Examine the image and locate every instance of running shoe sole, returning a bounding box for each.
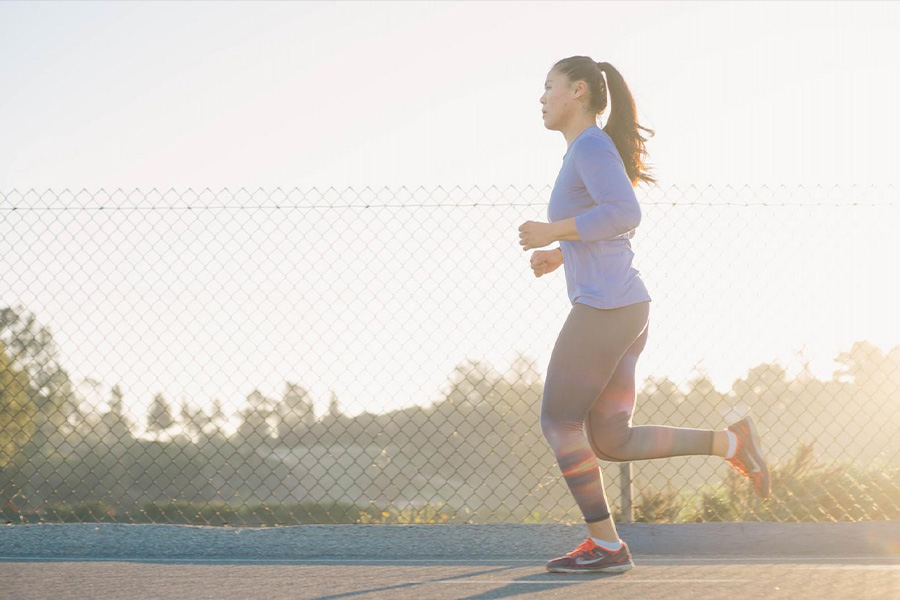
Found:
[546,561,634,574]
[546,539,635,573]
[727,415,771,499]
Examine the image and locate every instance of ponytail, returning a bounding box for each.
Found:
[553,57,656,187]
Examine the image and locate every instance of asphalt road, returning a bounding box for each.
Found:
[3,522,899,599]
[3,555,900,600]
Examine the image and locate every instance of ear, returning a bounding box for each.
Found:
[574,80,587,98]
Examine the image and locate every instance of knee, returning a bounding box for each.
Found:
[539,410,562,447]
[539,389,567,440]
[540,409,581,451]
[591,411,634,461]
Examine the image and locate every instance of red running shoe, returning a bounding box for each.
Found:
[545,537,634,573]
[726,415,771,499]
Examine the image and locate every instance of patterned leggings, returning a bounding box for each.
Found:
[540,301,716,524]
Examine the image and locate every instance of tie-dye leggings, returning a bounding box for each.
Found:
[539,300,716,524]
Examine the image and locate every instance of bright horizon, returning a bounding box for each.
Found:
[2,1,899,428]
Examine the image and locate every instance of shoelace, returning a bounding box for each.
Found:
[566,538,597,558]
[727,455,750,477]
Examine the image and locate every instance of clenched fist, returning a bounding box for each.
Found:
[530,248,563,278]
[518,220,557,251]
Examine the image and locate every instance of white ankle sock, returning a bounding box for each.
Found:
[591,537,622,551]
[724,430,738,459]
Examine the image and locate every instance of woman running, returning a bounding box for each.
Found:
[518,56,770,574]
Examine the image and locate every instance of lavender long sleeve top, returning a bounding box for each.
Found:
[546,125,652,309]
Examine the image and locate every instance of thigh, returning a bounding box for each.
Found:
[625,318,649,358]
[543,302,649,423]
[587,318,648,421]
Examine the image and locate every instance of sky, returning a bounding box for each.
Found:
[1,1,898,430]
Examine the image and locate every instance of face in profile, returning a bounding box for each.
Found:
[540,70,580,131]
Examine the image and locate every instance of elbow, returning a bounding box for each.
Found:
[630,202,642,231]
[617,200,641,235]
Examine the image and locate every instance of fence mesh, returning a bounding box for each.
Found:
[1,185,898,526]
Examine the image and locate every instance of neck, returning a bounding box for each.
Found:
[562,115,600,149]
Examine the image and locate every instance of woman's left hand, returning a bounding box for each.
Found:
[518,220,556,251]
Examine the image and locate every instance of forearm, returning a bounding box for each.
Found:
[550,218,582,242]
[552,202,641,243]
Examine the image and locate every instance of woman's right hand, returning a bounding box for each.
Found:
[530,248,563,278]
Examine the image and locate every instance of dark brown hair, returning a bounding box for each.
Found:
[552,56,656,187]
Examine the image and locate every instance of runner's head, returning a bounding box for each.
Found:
[541,57,657,187]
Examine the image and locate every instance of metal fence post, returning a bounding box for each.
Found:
[620,462,633,523]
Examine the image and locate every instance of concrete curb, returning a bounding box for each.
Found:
[2,522,900,560]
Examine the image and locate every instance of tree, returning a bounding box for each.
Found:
[327,390,342,420]
[147,393,174,434]
[275,382,315,445]
[444,358,504,410]
[834,340,900,391]
[100,383,134,445]
[731,361,789,410]
[208,398,227,433]
[0,306,79,453]
[508,351,541,387]
[684,370,725,428]
[0,339,34,469]
[179,397,205,439]
[237,388,276,447]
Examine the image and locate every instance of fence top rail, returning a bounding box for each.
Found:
[1,183,897,210]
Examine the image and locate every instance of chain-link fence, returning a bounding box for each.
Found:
[1,185,898,526]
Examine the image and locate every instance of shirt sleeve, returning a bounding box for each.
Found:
[571,136,642,242]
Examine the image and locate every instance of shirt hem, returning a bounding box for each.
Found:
[573,296,652,310]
